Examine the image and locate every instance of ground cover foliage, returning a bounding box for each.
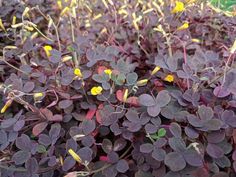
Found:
[0,0,236,177]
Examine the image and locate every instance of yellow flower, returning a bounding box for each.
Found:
[137,79,149,86]
[171,1,185,14]
[57,0,62,9]
[59,156,64,166]
[12,16,17,25]
[0,18,6,32]
[177,22,189,31]
[151,66,161,75]
[102,0,109,9]
[93,14,102,20]
[60,7,70,16]
[1,100,12,114]
[31,32,38,40]
[191,38,201,43]
[22,7,30,17]
[91,86,103,95]
[104,69,112,78]
[230,39,236,54]
[68,149,82,163]
[123,89,128,102]
[164,74,174,82]
[43,45,52,57]
[33,92,44,99]
[62,55,72,62]
[24,25,34,31]
[74,68,83,78]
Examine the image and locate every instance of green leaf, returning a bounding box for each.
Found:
[158,128,166,137]
[115,73,126,86]
[150,134,159,140]
[37,145,47,153]
[126,72,138,85]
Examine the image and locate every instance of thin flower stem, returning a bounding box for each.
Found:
[69,16,79,67]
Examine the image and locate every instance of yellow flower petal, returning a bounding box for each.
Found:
[12,16,17,25]
[59,156,64,166]
[164,74,174,82]
[0,18,6,32]
[68,149,82,163]
[191,38,201,43]
[104,69,112,78]
[33,92,44,99]
[74,68,83,78]
[118,9,128,16]
[143,8,154,14]
[60,7,70,16]
[123,89,128,102]
[230,39,236,54]
[70,0,77,7]
[151,66,161,75]
[171,1,185,14]
[24,25,34,31]
[91,86,103,95]
[43,45,52,57]
[22,7,30,17]
[93,14,102,20]
[177,22,189,31]
[57,0,62,9]
[1,100,12,114]
[62,55,72,62]
[137,79,149,86]
[102,0,109,9]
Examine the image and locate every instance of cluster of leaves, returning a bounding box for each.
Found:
[210,0,236,12]
[0,0,236,177]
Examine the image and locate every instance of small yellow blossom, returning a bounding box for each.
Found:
[68,149,82,163]
[104,69,112,78]
[177,22,189,31]
[100,27,107,34]
[24,25,34,31]
[118,9,129,16]
[230,39,236,54]
[132,13,142,31]
[0,18,6,32]
[74,68,83,78]
[62,55,72,62]
[70,0,77,7]
[33,92,44,99]
[102,0,109,9]
[57,0,62,9]
[60,7,69,16]
[22,7,30,17]
[151,66,161,75]
[12,16,17,25]
[85,19,91,28]
[91,86,103,95]
[123,89,128,102]
[137,79,149,86]
[171,1,185,14]
[143,8,154,14]
[164,74,174,82]
[191,38,201,43]
[43,45,52,57]
[93,14,102,20]
[1,100,12,114]
[59,156,64,166]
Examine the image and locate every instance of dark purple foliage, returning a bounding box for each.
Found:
[0,0,236,177]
